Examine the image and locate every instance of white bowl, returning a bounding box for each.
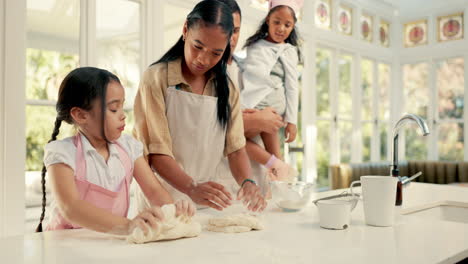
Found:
[313,194,360,230]
[316,199,352,230]
[270,181,315,212]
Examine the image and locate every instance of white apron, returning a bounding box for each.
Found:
[136,85,227,211]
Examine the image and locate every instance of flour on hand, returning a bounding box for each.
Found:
[127,204,201,244]
[206,214,264,233]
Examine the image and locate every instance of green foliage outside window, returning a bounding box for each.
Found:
[26,48,137,171]
[26,49,78,171]
[316,49,331,187]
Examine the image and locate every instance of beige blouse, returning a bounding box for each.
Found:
[133,57,246,159]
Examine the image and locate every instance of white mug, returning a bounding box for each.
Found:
[350,176,398,227]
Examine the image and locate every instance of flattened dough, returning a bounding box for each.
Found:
[127,204,201,244]
[206,214,264,233]
[206,225,252,233]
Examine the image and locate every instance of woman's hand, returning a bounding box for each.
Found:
[188,181,233,210]
[285,123,297,143]
[237,181,267,212]
[174,199,196,217]
[128,206,164,235]
[244,107,284,137]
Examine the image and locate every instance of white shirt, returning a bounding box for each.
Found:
[227,55,244,92]
[44,133,143,192]
[240,39,299,124]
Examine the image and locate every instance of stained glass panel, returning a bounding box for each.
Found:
[438,13,464,42]
[380,20,390,47]
[361,13,373,42]
[404,19,427,47]
[338,4,352,35]
[315,0,331,30]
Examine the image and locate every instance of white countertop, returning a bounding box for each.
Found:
[1,182,468,264]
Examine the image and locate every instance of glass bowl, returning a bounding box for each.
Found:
[270,181,315,212]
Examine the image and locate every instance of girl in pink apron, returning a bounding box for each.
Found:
[36,67,194,235]
[133,0,267,213]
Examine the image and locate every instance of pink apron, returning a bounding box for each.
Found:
[46,134,133,230]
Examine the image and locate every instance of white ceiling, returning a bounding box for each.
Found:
[27,0,140,45]
[369,0,468,18]
[26,0,468,54]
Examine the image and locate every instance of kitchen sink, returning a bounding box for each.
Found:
[401,201,468,224]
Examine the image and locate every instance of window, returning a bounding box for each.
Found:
[338,54,353,163]
[378,63,391,160]
[97,0,140,110]
[285,71,304,180]
[437,57,464,160]
[403,63,429,160]
[26,0,80,172]
[96,0,141,134]
[361,59,373,161]
[163,4,191,51]
[25,0,141,232]
[316,48,332,187]
[313,46,393,188]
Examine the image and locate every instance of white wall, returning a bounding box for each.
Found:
[395,0,468,19]
[0,0,26,238]
[0,0,4,239]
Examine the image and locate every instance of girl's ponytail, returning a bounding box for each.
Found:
[35,118,62,232]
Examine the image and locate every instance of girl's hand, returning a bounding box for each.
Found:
[174,200,196,217]
[237,181,267,212]
[128,207,164,235]
[188,181,233,211]
[285,123,297,143]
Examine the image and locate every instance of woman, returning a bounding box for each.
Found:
[133,0,266,212]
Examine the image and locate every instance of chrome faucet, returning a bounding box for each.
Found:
[390,114,430,177]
